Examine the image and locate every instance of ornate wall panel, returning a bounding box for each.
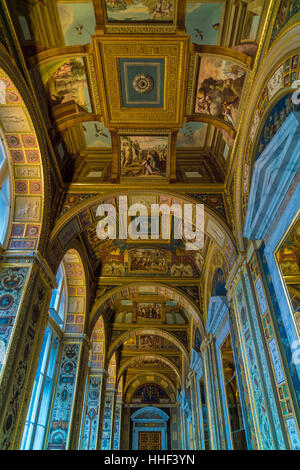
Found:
[249,250,300,449]
[0,265,30,372]
[46,342,81,450]
[232,276,279,449]
[80,374,102,450]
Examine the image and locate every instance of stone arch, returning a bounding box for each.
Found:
[0,46,50,254]
[203,240,229,321]
[89,315,106,371]
[107,327,189,365]
[88,281,205,337]
[131,406,169,421]
[47,190,237,271]
[117,354,182,387]
[211,267,227,297]
[124,372,177,404]
[53,244,88,334]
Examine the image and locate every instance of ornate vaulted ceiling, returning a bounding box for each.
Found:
[4,0,271,402]
[7,0,265,193]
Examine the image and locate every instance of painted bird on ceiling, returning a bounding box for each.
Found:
[194,29,204,40]
[75,25,84,35]
[94,124,108,138]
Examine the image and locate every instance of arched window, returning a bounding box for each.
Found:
[20,261,66,450]
[0,132,11,245]
[49,263,66,328]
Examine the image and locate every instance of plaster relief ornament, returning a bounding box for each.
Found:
[133,74,154,94]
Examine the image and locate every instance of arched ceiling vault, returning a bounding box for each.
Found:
[107,327,189,365]
[124,372,177,404]
[89,281,205,336]
[117,354,182,387]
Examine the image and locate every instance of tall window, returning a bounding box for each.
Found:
[49,264,66,328]
[0,134,10,245]
[20,327,59,450]
[20,262,66,450]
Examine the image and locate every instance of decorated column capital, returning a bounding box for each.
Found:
[200,333,214,353]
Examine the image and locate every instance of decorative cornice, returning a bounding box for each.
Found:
[206,296,228,336]
[189,348,203,377]
[0,249,57,288]
[200,333,214,352]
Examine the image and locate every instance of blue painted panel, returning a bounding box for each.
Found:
[119,58,165,108]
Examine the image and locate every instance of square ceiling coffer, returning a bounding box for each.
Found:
[119,58,165,108]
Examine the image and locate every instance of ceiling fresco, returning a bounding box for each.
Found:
[57,2,96,46]
[4,0,282,399]
[185,1,223,45]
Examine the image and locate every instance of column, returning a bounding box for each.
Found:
[191,373,201,449]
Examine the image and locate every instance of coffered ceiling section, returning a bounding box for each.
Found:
[7,0,267,186]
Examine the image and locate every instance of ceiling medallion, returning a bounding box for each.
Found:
[132,74,154,94]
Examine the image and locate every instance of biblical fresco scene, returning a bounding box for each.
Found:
[195,57,247,127]
[120,135,168,178]
[40,57,92,112]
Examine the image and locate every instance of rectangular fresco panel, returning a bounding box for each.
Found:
[0,106,31,133]
[104,0,175,22]
[255,277,268,316]
[128,248,170,274]
[268,337,285,385]
[136,302,163,321]
[41,57,92,112]
[195,57,247,127]
[15,196,41,222]
[120,135,168,178]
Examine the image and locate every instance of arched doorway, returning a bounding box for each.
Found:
[131,407,169,450]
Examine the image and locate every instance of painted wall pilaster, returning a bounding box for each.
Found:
[96,370,108,449]
[188,348,203,450]
[200,334,227,449]
[46,334,90,450]
[80,370,105,450]
[177,389,192,449]
[195,379,205,449]
[228,303,258,449]
[170,406,179,450]
[120,405,130,450]
[190,372,201,450]
[0,253,54,449]
[113,400,122,450]
[231,266,287,449]
[101,388,116,450]
[67,335,90,449]
[249,247,300,449]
